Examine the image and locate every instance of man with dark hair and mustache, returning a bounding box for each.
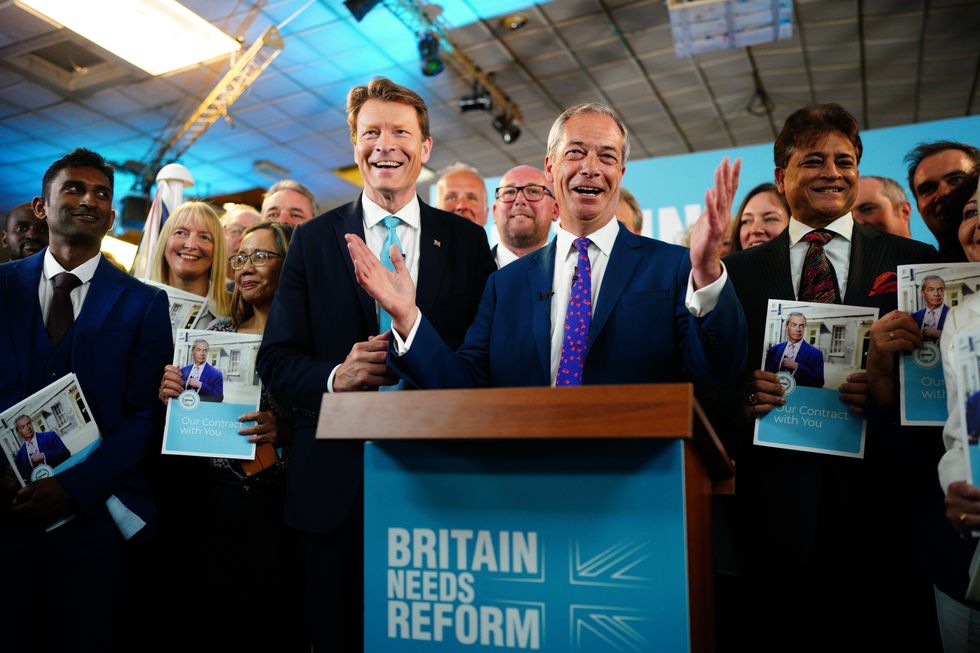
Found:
[0,148,172,651]
[725,104,939,650]
[2,202,48,261]
[491,164,558,267]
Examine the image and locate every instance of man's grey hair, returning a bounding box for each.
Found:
[921,275,945,289]
[263,179,315,207]
[14,414,31,425]
[437,162,482,182]
[546,103,630,164]
[192,339,210,350]
[865,175,909,211]
[786,312,807,324]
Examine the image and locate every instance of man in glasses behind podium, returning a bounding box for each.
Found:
[491,165,559,268]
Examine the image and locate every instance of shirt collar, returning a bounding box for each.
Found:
[555,216,620,260]
[362,193,420,231]
[42,249,102,284]
[787,212,854,247]
[495,243,521,267]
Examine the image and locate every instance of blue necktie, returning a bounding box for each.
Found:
[378,215,403,335]
[556,237,592,386]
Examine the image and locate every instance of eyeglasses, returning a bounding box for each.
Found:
[229,249,282,270]
[224,225,245,237]
[494,184,554,203]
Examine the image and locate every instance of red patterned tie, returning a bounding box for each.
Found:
[556,238,592,386]
[798,230,839,304]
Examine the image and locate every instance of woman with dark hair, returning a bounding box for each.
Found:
[156,221,303,651]
[728,182,791,252]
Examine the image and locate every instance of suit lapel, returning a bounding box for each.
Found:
[528,241,556,382]
[416,200,448,318]
[587,228,643,349]
[764,230,796,299]
[8,254,44,385]
[333,196,377,331]
[72,258,125,362]
[843,224,882,305]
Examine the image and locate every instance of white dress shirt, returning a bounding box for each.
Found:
[327,194,422,392]
[38,249,102,324]
[187,363,204,385]
[494,243,522,269]
[787,213,854,299]
[781,341,800,366]
[396,217,729,386]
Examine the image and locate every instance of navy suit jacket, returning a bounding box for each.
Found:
[912,304,949,333]
[257,196,495,533]
[763,339,824,388]
[14,430,70,482]
[720,223,942,641]
[0,252,172,528]
[391,224,747,388]
[179,362,223,402]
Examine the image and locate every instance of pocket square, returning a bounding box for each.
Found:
[868,271,897,296]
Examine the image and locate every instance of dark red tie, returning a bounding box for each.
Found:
[798,230,839,304]
[48,272,82,347]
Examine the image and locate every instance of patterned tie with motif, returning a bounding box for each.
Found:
[556,238,592,386]
[48,272,82,347]
[378,215,403,335]
[798,229,839,304]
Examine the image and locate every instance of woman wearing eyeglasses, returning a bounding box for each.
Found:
[155,221,303,651]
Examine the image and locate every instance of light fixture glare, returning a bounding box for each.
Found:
[17,0,241,75]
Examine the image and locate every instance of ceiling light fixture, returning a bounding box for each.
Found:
[418,32,443,76]
[343,0,382,21]
[459,80,492,113]
[492,112,521,145]
[16,0,241,76]
[499,13,528,31]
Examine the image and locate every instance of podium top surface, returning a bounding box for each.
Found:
[318,383,700,441]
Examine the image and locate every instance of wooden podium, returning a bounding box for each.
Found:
[318,383,733,653]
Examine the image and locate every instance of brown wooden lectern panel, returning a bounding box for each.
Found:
[318,383,733,653]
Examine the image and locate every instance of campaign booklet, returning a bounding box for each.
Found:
[162,329,262,460]
[0,373,101,487]
[898,263,980,425]
[753,300,877,458]
[951,326,980,488]
[145,280,209,337]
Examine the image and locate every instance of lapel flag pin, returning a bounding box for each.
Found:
[433,239,441,248]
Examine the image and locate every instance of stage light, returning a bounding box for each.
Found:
[459,81,491,113]
[343,0,381,22]
[418,32,443,77]
[492,112,521,145]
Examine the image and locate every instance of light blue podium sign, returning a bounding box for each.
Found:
[317,384,730,653]
[364,440,689,652]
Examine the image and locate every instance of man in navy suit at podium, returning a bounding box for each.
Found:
[346,102,747,389]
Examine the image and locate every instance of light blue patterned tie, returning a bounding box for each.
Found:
[378,215,403,335]
[556,237,592,386]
